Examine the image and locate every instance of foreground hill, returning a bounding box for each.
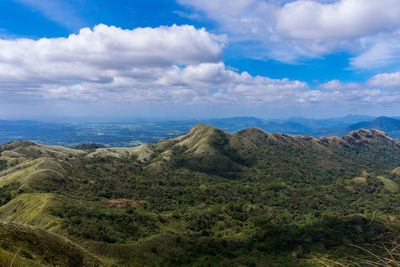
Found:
[0,221,105,266]
[1,125,400,265]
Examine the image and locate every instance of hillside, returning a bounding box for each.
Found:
[0,221,105,266]
[1,125,400,265]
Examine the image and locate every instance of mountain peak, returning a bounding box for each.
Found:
[234,127,278,147]
[375,116,394,121]
[0,140,38,151]
[343,129,400,147]
[188,123,223,136]
[348,128,387,139]
[235,126,270,138]
[371,116,400,125]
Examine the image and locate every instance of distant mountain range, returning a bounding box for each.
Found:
[1,115,400,147]
[347,116,400,139]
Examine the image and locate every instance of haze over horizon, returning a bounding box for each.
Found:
[1,0,400,119]
[0,114,380,124]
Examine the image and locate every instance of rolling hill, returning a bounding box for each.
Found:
[1,124,400,265]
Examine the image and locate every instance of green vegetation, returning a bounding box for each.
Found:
[392,166,400,176]
[0,159,6,171]
[1,125,400,265]
[0,193,61,230]
[377,176,399,193]
[0,222,105,266]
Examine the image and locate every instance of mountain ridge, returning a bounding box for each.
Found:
[0,115,390,147]
[1,125,397,161]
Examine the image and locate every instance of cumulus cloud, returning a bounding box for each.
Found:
[0,24,225,89]
[2,23,400,110]
[156,62,250,87]
[277,0,400,39]
[317,80,361,91]
[178,0,400,65]
[37,62,310,105]
[367,72,400,88]
[312,77,400,105]
[0,24,309,104]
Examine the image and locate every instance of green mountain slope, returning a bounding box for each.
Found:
[1,125,400,265]
[0,193,65,232]
[0,221,105,266]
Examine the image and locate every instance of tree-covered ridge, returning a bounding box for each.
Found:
[1,124,400,266]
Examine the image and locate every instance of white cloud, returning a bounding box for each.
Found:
[156,62,249,86]
[317,80,361,90]
[37,61,310,105]
[178,0,400,64]
[2,24,400,110]
[311,77,400,105]
[0,24,309,104]
[277,0,400,39]
[179,0,276,42]
[350,31,400,69]
[367,72,400,88]
[0,24,225,89]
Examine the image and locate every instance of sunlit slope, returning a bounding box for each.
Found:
[7,124,396,175]
[0,141,84,189]
[0,193,61,231]
[129,125,400,176]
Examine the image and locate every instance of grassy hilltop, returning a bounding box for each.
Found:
[1,124,400,266]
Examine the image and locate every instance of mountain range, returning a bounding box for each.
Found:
[3,115,400,147]
[1,124,400,265]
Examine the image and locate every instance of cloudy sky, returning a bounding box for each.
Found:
[1,0,400,120]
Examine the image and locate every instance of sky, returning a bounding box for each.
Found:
[1,0,400,120]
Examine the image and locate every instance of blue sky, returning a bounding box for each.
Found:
[1,0,400,120]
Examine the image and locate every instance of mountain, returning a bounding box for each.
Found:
[0,115,377,147]
[140,125,400,174]
[347,116,400,139]
[1,125,400,265]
